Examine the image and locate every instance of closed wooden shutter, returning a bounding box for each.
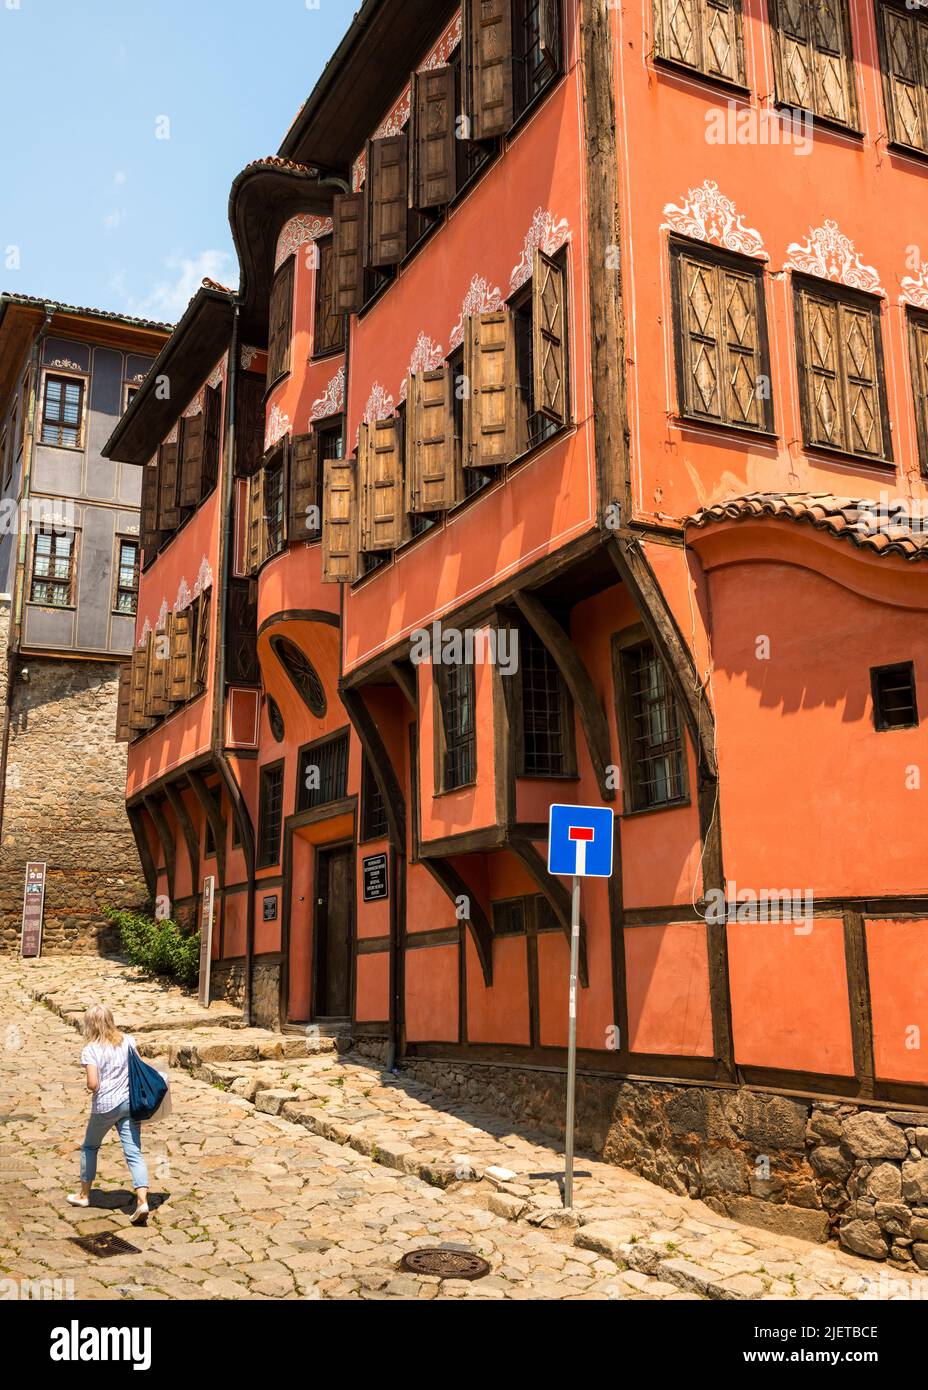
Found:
[882,5,928,153]
[361,417,403,550]
[532,248,567,426]
[322,452,357,582]
[799,289,843,450]
[194,590,211,693]
[411,66,457,209]
[838,303,882,457]
[367,136,409,267]
[407,367,461,512]
[226,578,260,685]
[202,384,222,493]
[464,310,520,468]
[140,461,160,560]
[247,468,266,575]
[169,607,192,701]
[115,661,133,742]
[289,433,317,541]
[180,411,205,507]
[770,0,856,126]
[143,630,169,719]
[333,193,365,314]
[677,250,766,429]
[654,0,745,84]
[129,645,154,731]
[157,439,181,530]
[235,372,265,477]
[469,0,514,138]
[267,258,294,385]
[797,288,884,458]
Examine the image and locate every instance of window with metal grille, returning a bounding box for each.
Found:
[514,0,561,115]
[30,529,75,607]
[313,422,344,540]
[438,660,476,790]
[114,538,139,615]
[314,237,345,355]
[652,0,747,88]
[517,625,574,776]
[620,641,687,810]
[396,401,435,539]
[272,636,327,717]
[452,43,494,186]
[264,453,286,557]
[257,763,284,867]
[297,730,350,812]
[41,375,84,448]
[514,286,560,452]
[492,898,526,936]
[360,756,389,840]
[871,662,919,731]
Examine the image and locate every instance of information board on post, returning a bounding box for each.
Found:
[198,875,216,1009]
[20,861,47,958]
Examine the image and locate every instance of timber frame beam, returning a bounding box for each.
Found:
[126,804,157,901]
[187,769,226,889]
[164,780,200,899]
[508,836,589,987]
[420,856,493,987]
[143,794,176,908]
[340,684,406,858]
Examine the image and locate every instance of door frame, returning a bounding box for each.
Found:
[311,838,356,1020]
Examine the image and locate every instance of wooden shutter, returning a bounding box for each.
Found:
[143,630,169,719]
[464,310,520,468]
[839,302,882,458]
[677,251,765,428]
[771,0,855,125]
[129,645,154,731]
[289,433,317,541]
[169,607,192,701]
[194,590,211,693]
[180,411,205,507]
[367,136,408,267]
[539,0,562,75]
[360,417,403,550]
[333,193,365,314]
[226,578,260,685]
[882,6,927,153]
[246,468,266,575]
[407,368,461,512]
[140,462,160,560]
[267,258,294,385]
[411,66,457,209]
[322,452,357,582]
[910,315,928,474]
[115,661,133,742]
[157,439,181,530]
[798,288,845,450]
[235,372,265,477]
[654,0,744,84]
[201,384,222,493]
[469,0,514,138]
[532,248,567,426]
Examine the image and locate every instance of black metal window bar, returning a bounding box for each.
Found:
[440,660,476,789]
[623,641,686,808]
[361,756,389,840]
[265,456,285,556]
[515,299,559,452]
[298,730,350,812]
[520,625,568,775]
[258,765,284,867]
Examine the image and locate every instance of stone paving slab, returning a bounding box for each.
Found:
[9,953,928,1302]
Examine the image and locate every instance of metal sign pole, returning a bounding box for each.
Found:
[564,872,581,1209]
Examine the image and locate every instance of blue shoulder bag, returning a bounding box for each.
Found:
[128,1045,168,1121]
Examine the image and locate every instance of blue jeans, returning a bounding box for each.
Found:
[80,1102,148,1191]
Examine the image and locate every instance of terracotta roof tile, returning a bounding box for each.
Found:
[238,156,319,177]
[0,291,172,333]
[688,492,928,562]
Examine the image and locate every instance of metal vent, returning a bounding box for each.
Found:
[399,1248,491,1280]
[70,1232,140,1259]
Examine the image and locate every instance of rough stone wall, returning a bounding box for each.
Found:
[0,630,146,953]
[211,958,281,1029]
[399,1058,928,1267]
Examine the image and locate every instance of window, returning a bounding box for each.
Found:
[313,422,344,540]
[768,0,858,127]
[793,278,891,462]
[267,257,294,386]
[467,0,561,137]
[652,0,746,86]
[124,384,140,413]
[257,763,285,867]
[450,347,492,500]
[878,1,928,156]
[264,451,286,557]
[492,898,526,936]
[514,287,560,452]
[515,625,574,776]
[267,695,285,743]
[41,375,84,448]
[271,636,327,717]
[871,662,919,731]
[671,240,773,433]
[5,399,17,486]
[204,785,224,859]
[436,660,476,791]
[908,310,928,475]
[114,538,140,615]
[314,237,345,355]
[360,756,389,840]
[30,529,76,607]
[297,730,350,813]
[514,0,562,113]
[451,45,493,189]
[617,639,688,810]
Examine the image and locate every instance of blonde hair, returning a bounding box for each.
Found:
[81,1004,124,1048]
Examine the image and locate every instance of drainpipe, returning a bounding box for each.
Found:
[0,308,53,836]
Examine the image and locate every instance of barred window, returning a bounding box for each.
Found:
[114,538,139,615]
[264,453,286,557]
[314,237,345,355]
[297,730,350,813]
[794,278,891,461]
[652,0,746,86]
[31,529,75,607]
[671,240,773,433]
[768,0,858,127]
[871,662,919,731]
[257,763,284,868]
[618,640,688,810]
[878,1,928,156]
[437,660,476,791]
[360,756,388,841]
[272,636,327,717]
[516,625,574,776]
[514,0,561,114]
[492,898,526,936]
[41,375,84,448]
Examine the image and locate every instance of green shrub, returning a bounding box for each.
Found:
[104,908,200,987]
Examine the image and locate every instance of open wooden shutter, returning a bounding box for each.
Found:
[140,462,159,560]
[246,468,266,575]
[289,433,317,541]
[201,383,222,493]
[333,193,365,314]
[367,136,408,267]
[407,368,460,512]
[532,248,567,426]
[169,607,192,701]
[143,630,169,719]
[464,310,520,468]
[322,452,357,582]
[115,661,133,742]
[539,0,561,76]
[194,590,211,693]
[266,258,294,386]
[129,645,154,731]
[157,439,181,530]
[235,372,265,477]
[362,417,403,550]
[411,67,457,209]
[180,411,205,507]
[469,0,514,139]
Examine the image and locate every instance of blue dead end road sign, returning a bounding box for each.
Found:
[547,804,614,878]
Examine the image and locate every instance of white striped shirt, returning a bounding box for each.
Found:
[80,1035,136,1114]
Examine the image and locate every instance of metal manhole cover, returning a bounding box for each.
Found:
[69,1232,140,1259]
[400,1248,491,1280]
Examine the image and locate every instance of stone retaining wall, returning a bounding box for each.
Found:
[210,957,281,1030]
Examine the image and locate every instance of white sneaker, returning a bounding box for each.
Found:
[130,1203,149,1225]
[66,1193,89,1207]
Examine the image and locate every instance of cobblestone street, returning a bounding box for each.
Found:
[1,956,926,1303]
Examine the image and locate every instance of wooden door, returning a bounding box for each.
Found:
[314,844,353,1017]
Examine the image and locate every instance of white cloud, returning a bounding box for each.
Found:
[124,250,239,321]
[103,209,126,232]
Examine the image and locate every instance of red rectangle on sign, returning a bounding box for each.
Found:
[568,827,594,841]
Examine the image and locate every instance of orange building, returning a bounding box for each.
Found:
[104,0,928,1259]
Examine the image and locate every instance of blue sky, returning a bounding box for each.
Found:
[0,0,356,323]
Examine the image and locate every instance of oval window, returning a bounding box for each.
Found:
[271,637,327,718]
[267,694,285,743]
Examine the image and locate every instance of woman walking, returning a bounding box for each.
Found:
[68,1004,150,1224]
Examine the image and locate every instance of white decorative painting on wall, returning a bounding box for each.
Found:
[265,402,290,450]
[310,366,345,422]
[156,600,168,632]
[174,577,193,613]
[785,219,883,294]
[207,360,224,390]
[399,333,446,400]
[510,208,570,292]
[662,179,766,258]
[182,390,203,419]
[274,214,335,271]
[449,275,503,351]
[137,618,151,647]
[193,556,213,596]
[240,345,260,371]
[900,262,928,310]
